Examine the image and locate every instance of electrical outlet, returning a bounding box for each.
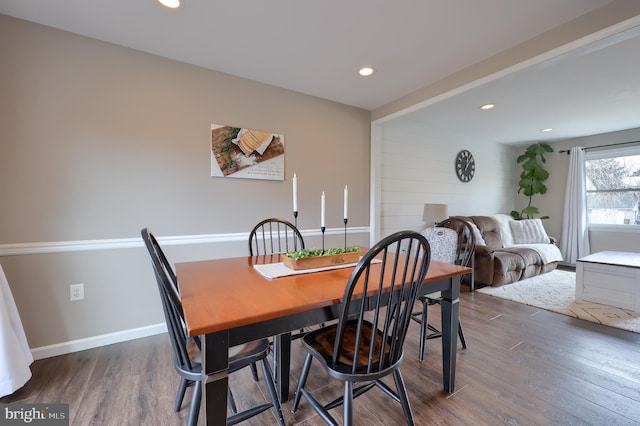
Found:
[70,283,84,301]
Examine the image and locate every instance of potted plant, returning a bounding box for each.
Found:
[510,142,554,220]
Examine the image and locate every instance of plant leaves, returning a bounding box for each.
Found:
[285,245,360,259]
[512,142,554,219]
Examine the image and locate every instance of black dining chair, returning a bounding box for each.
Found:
[248,219,307,339]
[411,217,475,361]
[141,228,286,426]
[291,230,431,425]
[248,217,308,386]
[248,217,304,256]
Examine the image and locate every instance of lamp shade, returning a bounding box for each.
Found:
[423,203,448,225]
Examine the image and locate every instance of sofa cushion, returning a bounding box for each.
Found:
[497,246,544,266]
[492,246,544,286]
[509,218,550,244]
[491,250,526,286]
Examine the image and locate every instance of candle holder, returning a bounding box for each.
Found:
[343,218,348,248]
[321,226,326,251]
[292,211,299,250]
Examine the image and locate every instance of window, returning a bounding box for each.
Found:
[585,146,640,225]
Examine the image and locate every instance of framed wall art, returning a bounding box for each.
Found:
[211,124,285,181]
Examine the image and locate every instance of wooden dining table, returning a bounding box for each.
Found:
[176,253,470,425]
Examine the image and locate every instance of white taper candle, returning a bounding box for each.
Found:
[293,173,298,212]
[321,191,326,228]
[343,185,348,220]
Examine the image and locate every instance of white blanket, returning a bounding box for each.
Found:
[509,243,564,264]
[0,264,33,398]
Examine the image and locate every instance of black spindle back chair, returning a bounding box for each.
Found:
[412,217,475,361]
[248,218,304,255]
[141,228,286,426]
[291,230,431,425]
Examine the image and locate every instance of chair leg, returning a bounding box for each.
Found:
[250,362,259,382]
[174,377,188,412]
[469,259,475,292]
[418,298,428,362]
[458,322,467,349]
[272,339,278,386]
[187,379,201,426]
[228,389,238,414]
[392,369,415,426]
[343,380,353,426]
[260,357,286,426]
[291,353,313,413]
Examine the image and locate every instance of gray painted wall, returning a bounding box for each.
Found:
[0,15,371,354]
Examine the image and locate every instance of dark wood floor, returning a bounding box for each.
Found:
[4,286,640,425]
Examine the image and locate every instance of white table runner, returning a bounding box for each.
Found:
[0,264,33,397]
[253,258,383,280]
[253,261,360,279]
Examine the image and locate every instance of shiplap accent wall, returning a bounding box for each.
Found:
[374,121,517,240]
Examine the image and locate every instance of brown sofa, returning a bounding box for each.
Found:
[457,214,562,287]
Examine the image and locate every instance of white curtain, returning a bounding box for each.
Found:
[560,147,591,263]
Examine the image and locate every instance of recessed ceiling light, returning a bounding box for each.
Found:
[158,0,181,8]
[358,67,375,77]
[480,103,495,110]
[541,128,553,132]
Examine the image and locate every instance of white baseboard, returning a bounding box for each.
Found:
[30,323,167,360]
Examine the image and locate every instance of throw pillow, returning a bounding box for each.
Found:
[509,218,550,244]
[421,227,457,263]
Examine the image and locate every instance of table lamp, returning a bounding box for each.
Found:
[423,203,448,227]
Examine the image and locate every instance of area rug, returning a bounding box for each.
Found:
[476,269,640,334]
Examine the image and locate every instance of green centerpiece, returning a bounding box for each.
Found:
[282,245,361,270]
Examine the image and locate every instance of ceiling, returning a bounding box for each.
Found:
[388,23,640,146]
[1,0,639,145]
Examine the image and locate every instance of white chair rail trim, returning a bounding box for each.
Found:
[0,226,371,257]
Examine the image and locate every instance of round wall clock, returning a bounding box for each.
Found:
[455,150,475,182]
